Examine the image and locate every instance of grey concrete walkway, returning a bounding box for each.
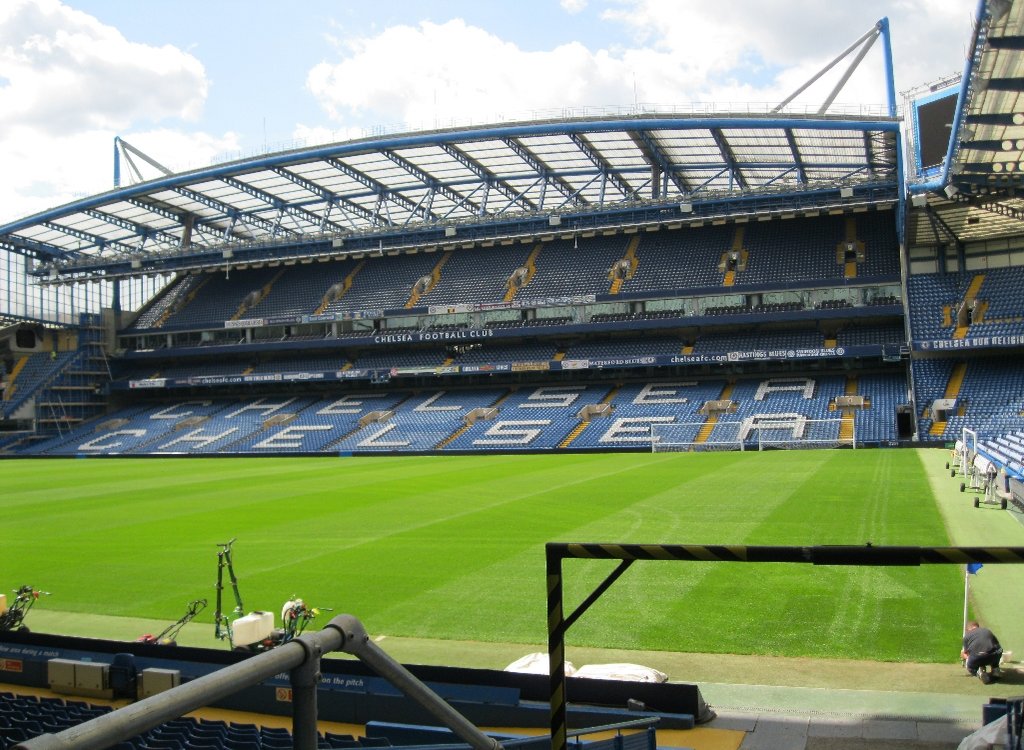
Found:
[698,676,993,749]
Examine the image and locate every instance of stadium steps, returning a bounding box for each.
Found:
[406,251,452,307]
[944,362,968,399]
[435,423,471,449]
[558,385,620,448]
[719,225,747,287]
[553,351,566,361]
[837,217,864,280]
[974,299,989,323]
[3,356,28,401]
[326,394,417,448]
[838,377,858,442]
[824,336,837,348]
[316,260,365,314]
[489,390,514,408]
[681,344,694,355]
[943,305,953,328]
[9,355,29,382]
[695,382,735,444]
[929,362,969,436]
[608,236,639,294]
[503,243,542,302]
[694,415,719,444]
[157,276,211,327]
[230,270,285,320]
[559,421,590,448]
[953,274,986,339]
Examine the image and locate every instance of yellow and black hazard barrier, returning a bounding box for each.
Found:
[544,543,1024,750]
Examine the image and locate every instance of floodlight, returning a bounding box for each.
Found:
[840,187,854,198]
[679,202,693,213]
[910,194,929,207]
[222,249,233,259]
[990,0,1011,21]
[444,227,457,237]
[549,215,562,226]
[944,184,960,198]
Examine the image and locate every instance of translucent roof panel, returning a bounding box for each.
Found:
[0,113,898,267]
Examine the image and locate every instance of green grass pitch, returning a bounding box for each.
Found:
[0,450,961,662]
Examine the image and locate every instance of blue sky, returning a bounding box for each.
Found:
[0,0,978,223]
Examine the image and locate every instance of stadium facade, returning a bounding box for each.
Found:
[0,1,1021,491]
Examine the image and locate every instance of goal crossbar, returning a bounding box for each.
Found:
[651,416,854,452]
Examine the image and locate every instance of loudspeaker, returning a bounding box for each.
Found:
[15,328,36,348]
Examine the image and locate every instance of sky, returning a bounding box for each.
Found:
[0,0,980,225]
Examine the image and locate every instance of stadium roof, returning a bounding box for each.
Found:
[907,0,1024,246]
[1,112,900,281]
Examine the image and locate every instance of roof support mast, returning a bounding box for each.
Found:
[772,23,885,113]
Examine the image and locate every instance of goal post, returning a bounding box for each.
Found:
[650,421,745,452]
[751,415,854,451]
[651,416,855,452]
[960,427,978,477]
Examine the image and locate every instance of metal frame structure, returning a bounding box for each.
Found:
[15,614,501,750]
[545,543,1024,750]
[905,0,1024,253]
[1,115,900,283]
[0,18,912,326]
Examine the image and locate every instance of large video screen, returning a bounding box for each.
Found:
[913,89,959,173]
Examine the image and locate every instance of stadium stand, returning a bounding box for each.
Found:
[27,370,911,457]
[10,6,1024,750]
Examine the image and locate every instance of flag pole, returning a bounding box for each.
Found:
[963,565,971,636]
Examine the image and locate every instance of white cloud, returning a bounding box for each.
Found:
[560,0,588,13]
[0,0,208,134]
[306,1,976,131]
[601,0,974,105]
[0,126,241,224]
[308,19,653,128]
[0,0,233,223]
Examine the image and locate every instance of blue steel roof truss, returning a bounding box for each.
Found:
[129,195,249,247]
[709,128,748,190]
[437,142,537,214]
[322,157,434,226]
[567,132,638,203]
[0,116,900,275]
[629,130,692,197]
[500,137,584,209]
[380,148,483,218]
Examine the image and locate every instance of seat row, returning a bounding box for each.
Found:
[23,374,908,456]
[126,212,899,332]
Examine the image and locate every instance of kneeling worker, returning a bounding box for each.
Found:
[961,621,1003,684]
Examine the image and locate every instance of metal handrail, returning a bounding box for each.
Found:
[14,614,501,750]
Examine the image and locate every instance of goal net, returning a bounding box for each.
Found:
[651,416,854,452]
[650,421,745,452]
[749,415,854,450]
[958,427,978,477]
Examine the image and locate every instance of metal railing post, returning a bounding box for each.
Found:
[14,621,345,750]
[14,614,502,750]
[290,635,325,750]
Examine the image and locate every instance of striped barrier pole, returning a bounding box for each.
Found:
[546,543,1024,750]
